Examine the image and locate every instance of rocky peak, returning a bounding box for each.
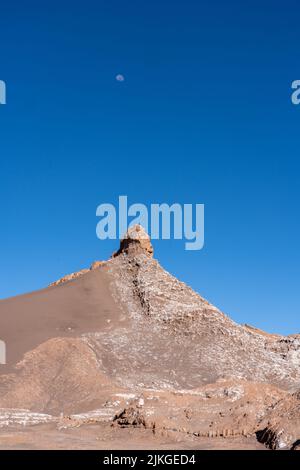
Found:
[112,224,154,258]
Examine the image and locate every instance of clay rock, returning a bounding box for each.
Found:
[90,261,105,270]
[256,390,300,449]
[113,225,153,258]
[49,269,89,287]
[113,406,147,428]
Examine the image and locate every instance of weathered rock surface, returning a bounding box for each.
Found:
[113,224,154,258]
[49,269,90,287]
[256,390,300,449]
[0,225,299,449]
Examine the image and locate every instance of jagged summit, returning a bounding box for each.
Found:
[50,225,152,287]
[112,224,154,258]
[44,225,300,393]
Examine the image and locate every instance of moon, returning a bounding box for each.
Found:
[115,74,125,82]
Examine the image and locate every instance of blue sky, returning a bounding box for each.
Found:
[0,0,299,334]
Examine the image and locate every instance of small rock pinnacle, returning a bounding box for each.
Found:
[113,225,154,258]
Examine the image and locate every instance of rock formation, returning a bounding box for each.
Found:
[112,224,154,258]
[0,225,299,449]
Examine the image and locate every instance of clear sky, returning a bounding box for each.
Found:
[0,0,299,334]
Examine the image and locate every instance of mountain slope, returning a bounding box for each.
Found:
[0,225,299,449]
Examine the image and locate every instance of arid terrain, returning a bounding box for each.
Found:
[0,225,299,450]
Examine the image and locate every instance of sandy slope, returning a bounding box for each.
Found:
[0,267,124,372]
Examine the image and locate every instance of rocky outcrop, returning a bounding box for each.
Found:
[111,381,286,440]
[49,269,90,287]
[90,261,105,270]
[103,237,300,391]
[0,338,122,415]
[49,261,105,286]
[112,225,154,258]
[256,391,300,449]
[113,407,148,429]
